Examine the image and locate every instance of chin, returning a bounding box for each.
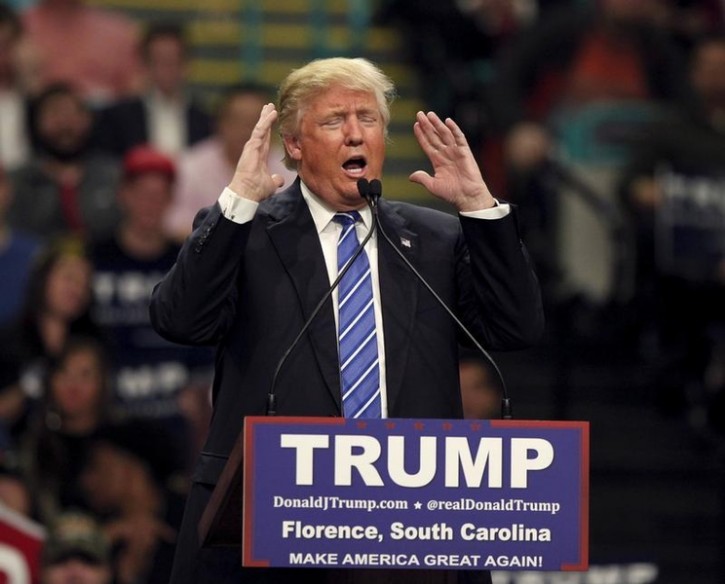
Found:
[341,188,366,205]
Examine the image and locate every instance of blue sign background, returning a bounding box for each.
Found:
[243,417,588,571]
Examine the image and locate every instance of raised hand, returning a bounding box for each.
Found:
[228,103,287,202]
[410,111,496,212]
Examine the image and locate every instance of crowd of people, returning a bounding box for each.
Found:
[0,1,297,582]
[381,0,725,435]
[0,0,724,582]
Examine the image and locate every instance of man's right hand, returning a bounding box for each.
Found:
[227,103,287,202]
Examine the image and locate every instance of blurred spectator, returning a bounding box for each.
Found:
[41,511,112,584]
[0,460,32,516]
[493,0,694,174]
[475,0,698,311]
[0,237,101,440]
[0,2,31,171]
[374,0,562,142]
[19,336,113,523]
[164,83,294,239]
[459,350,503,419]
[21,0,141,106]
[7,82,121,242]
[88,146,213,473]
[0,163,40,328]
[653,0,724,53]
[623,35,725,203]
[95,22,211,159]
[619,35,725,427]
[621,34,725,278]
[80,421,181,584]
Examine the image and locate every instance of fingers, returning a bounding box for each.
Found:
[255,103,278,134]
[445,117,470,148]
[408,169,432,190]
[412,111,454,189]
[413,112,439,155]
[270,173,286,190]
[251,103,277,154]
[414,111,470,158]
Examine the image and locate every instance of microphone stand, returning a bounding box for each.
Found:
[363,179,513,420]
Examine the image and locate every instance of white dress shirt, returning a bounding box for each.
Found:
[218,181,510,417]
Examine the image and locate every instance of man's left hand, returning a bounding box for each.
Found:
[410,111,496,212]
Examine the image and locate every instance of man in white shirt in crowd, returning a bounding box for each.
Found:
[163,83,294,240]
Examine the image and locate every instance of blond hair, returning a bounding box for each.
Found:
[277,57,396,169]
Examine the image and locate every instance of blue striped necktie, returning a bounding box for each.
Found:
[333,212,381,418]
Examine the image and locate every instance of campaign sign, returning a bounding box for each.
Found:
[242,417,589,571]
[656,168,725,281]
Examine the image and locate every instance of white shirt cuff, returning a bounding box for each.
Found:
[459,200,511,220]
[219,187,259,224]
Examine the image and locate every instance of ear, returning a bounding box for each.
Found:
[282,134,302,162]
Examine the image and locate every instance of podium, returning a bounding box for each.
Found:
[198,423,245,547]
[198,416,589,574]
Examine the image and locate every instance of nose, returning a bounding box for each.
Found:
[343,117,363,146]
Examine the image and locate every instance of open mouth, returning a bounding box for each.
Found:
[342,156,367,177]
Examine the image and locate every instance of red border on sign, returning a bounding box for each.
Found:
[561,423,590,571]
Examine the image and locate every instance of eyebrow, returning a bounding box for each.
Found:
[320,105,379,119]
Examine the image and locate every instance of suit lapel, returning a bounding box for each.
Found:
[376,201,420,414]
[265,186,342,412]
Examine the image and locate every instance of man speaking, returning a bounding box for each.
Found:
[150,57,544,584]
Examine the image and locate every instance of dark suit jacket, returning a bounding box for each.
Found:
[150,180,544,584]
[94,95,211,156]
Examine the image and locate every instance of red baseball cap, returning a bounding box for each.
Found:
[122,145,176,182]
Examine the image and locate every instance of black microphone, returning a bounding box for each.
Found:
[266,179,376,415]
[361,178,382,206]
[365,180,513,420]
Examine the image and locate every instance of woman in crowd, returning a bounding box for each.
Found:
[19,335,113,523]
[0,237,101,440]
